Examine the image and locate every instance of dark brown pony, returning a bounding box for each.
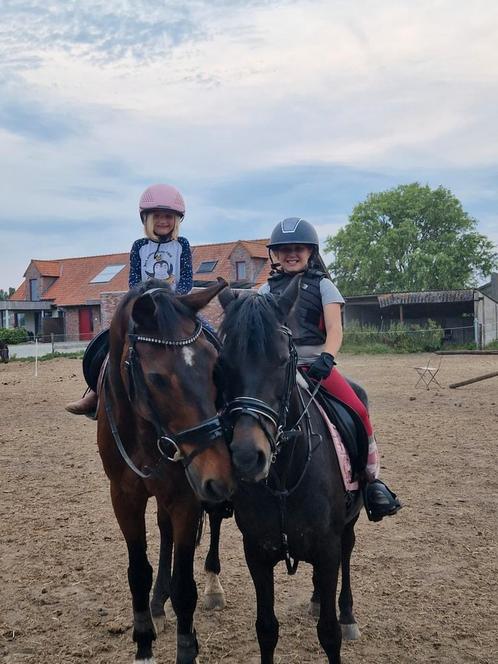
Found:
[0,341,9,363]
[218,280,364,664]
[97,279,234,664]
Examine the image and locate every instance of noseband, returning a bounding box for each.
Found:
[222,326,298,457]
[105,291,223,479]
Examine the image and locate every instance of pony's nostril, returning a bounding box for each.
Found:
[256,450,267,472]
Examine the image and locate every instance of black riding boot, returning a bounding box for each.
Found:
[363,479,402,522]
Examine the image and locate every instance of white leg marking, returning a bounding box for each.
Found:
[134,658,156,663]
[341,622,361,640]
[203,571,226,610]
[182,347,195,367]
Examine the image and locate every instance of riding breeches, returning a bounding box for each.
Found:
[319,368,380,481]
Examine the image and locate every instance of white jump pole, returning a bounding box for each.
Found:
[35,337,38,377]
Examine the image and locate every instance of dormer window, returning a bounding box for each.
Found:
[29,278,39,301]
[196,260,218,273]
[236,261,246,280]
[90,264,126,283]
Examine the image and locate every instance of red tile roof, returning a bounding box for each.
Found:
[9,239,271,306]
[31,260,61,277]
[11,253,129,306]
[192,239,270,286]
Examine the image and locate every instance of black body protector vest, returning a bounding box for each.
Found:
[268,269,326,346]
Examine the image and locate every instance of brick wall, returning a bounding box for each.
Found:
[101,291,127,329]
[64,308,79,339]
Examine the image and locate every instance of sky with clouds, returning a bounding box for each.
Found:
[1,0,498,290]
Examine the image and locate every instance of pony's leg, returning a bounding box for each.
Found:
[339,517,360,641]
[150,505,173,633]
[314,541,342,664]
[203,508,226,610]
[244,544,279,664]
[170,504,202,664]
[111,482,156,663]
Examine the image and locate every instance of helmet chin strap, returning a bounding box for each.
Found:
[268,248,282,275]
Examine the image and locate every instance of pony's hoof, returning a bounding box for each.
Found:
[134,658,156,663]
[152,613,166,633]
[203,592,226,611]
[308,600,320,618]
[341,622,361,640]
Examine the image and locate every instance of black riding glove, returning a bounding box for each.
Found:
[307,352,335,381]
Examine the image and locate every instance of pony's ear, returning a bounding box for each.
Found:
[131,292,157,329]
[218,287,237,310]
[276,274,301,320]
[177,277,227,313]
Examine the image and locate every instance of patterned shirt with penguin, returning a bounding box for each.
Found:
[128,236,193,293]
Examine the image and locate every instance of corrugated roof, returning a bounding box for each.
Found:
[378,290,475,308]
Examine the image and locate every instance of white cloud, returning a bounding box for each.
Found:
[1,0,498,288]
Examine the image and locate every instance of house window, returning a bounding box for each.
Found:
[29,278,39,301]
[196,260,218,273]
[90,264,126,283]
[236,261,246,280]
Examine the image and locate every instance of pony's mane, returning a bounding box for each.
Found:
[117,279,195,339]
[220,293,281,359]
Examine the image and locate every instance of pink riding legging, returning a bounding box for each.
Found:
[314,367,380,481]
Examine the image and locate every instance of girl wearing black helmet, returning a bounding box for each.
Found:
[260,217,401,521]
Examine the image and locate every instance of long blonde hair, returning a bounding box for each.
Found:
[144,212,181,242]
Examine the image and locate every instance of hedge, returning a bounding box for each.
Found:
[0,327,30,344]
[342,320,444,353]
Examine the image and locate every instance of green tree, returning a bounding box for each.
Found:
[326,183,498,295]
[0,287,15,300]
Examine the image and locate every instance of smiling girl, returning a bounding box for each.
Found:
[259,217,401,522]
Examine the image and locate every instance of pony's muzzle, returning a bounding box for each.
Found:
[230,432,271,482]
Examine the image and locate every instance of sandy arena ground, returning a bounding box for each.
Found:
[1,354,497,663]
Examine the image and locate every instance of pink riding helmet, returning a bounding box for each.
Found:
[139,184,186,222]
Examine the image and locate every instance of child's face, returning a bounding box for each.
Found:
[153,211,177,236]
[274,244,313,273]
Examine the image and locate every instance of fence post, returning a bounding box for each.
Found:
[51,332,55,354]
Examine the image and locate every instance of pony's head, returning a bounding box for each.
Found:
[219,276,300,481]
[110,279,234,502]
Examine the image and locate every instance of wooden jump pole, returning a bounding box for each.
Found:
[449,371,498,389]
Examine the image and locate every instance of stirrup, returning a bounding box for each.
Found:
[363,480,402,522]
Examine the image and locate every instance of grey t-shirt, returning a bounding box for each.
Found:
[258,277,344,363]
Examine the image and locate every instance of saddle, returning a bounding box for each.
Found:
[299,371,369,479]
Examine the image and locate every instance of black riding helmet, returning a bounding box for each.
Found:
[267,217,320,271]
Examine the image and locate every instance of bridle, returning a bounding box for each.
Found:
[105,289,223,480]
[221,325,299,458]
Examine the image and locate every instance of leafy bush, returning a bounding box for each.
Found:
[342,320,444,354]
[0,327,29,344]
[485,339,498,350]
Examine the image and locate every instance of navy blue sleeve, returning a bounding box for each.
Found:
[129,239,143,289]
[177,237,193,294]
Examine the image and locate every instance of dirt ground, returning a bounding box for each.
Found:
[1,354,497,663]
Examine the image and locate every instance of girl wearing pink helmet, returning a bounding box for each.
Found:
[66,184,194,415]
[129,183,192,292]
